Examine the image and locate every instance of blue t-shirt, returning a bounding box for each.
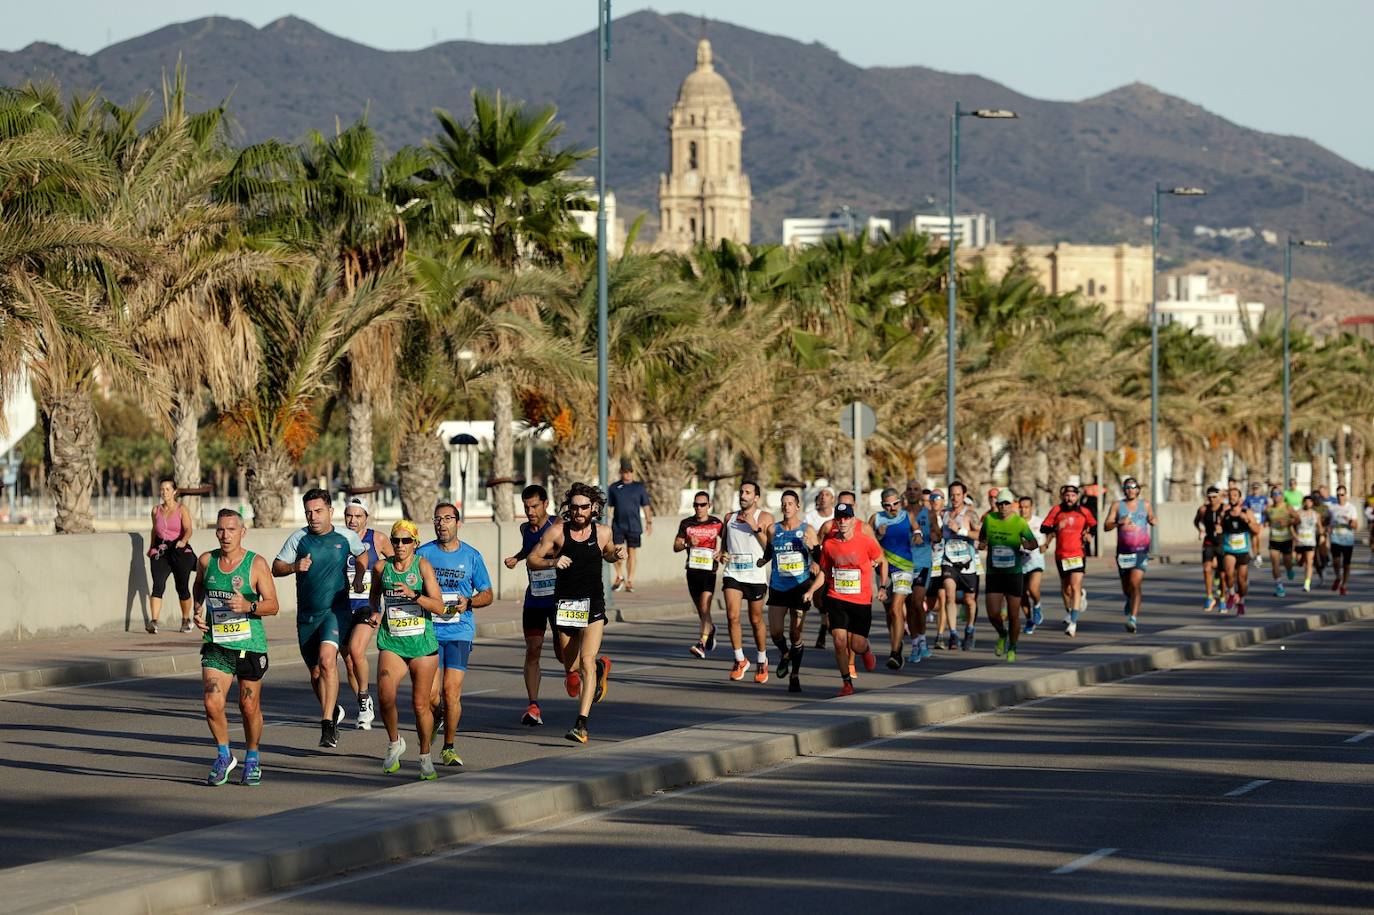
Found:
[768,522,811,590]
[607,480,650,532]
[1244,495,1269,519]
[417,540,492,643]
[911,508,934,570]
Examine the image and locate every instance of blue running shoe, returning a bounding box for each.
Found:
[919,640,933,660]
[1031,605,1043,628]
[207,754,237,787]
[239,756,261,786]
[1023,617,1036,635]
[908,644,921,665]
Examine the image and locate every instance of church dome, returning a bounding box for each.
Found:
[676,39,736,106]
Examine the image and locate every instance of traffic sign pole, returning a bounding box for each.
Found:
[853,402,863,513]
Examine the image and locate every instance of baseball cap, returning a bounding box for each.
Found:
[996,489,1015,505]
[346,496,370,515]
[1206,485,1221,495]
[834,503,855,519]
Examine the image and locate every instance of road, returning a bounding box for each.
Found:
[0,561,1366,872]
[218,615,1374,915]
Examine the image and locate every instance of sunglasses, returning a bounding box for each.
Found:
[881,501,900,508]
[570,502,593,510]
[1125,485,1139,490]
[391,537,415,545]
[693,501,710,507]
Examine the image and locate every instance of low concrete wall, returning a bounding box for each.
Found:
[0,517,696,641]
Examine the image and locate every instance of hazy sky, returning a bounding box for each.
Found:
[7,1,1372,169]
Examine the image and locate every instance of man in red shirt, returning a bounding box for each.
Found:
[813,503,887,697]
[1041,483,1097,637]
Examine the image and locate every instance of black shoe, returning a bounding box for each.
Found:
[788,677,801,694]
[319,721,338,749]
[776,648,792,680]
[814,627,827,650]
[886,652,903,670]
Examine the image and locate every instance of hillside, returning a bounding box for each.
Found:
[3,11,1372,296]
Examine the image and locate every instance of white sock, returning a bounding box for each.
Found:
[419,752,432,765]
[756,650,768,664]
[388,739,401,751]
[734,648,746,662]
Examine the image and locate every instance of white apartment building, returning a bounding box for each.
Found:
[782,214,892,248]
[1157,274,1265,346]
[910,212,996,248]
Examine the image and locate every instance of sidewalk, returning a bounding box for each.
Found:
[0,582,693,696]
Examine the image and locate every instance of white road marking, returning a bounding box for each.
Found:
[1223,779,1272,797]
[1051,847,1120,875]
[616,664,659,674]
[1344,729,1374,744]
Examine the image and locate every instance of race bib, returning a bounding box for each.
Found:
[1060,555,1084,571]
[349,564,372,592]
[1226,533,1248,551]
[777,549,806,578]
[435,592,465,623]
[688,547,715,571]
[931,552,943,576]
[1332,527,1355,547]
[529,568,557,597]
[1116,552,1139,570]
[727,552,753,573]
[832,568,862,595]
[209,602,251,644]
[555,598,592,629]
[892,570,914,594]
[1297,527,1316,547]
[386,603,425,638]
[943,540,972,563]
[990,546,1017,569]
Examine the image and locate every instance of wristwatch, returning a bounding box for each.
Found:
[247,602,258,617]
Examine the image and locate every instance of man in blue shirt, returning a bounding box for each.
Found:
[607,459,653,592]
[417,501,493,768]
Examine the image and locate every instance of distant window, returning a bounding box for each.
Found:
[1101,284,1109,295]
[689,141,698,170]
[690,114,695,126]
[689,216,697,239]
[1087,279,1096,296]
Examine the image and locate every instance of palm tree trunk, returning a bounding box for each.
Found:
[45,391,98,534]
[247,447,293,528]
[711,434,736,509]
[1335,427,1349,491]
[782,434,803,485]
[172,389,203,527]
[642,441,691,518]
[397,429,446,523]
[1007,440,1034,499]
[490,376,515,522]
[549,433,597,501]
[1349,435,1366,505]
[347,394,375,489]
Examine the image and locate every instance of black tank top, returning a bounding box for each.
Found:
[1220,508,1249,536]
[556,521,604,605]
[1200,507,1224,543]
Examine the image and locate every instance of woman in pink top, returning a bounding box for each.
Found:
[147,477,196,633]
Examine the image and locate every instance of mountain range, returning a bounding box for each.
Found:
[3,11,1372,303]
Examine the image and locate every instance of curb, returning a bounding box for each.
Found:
[8,600,1372,915]
[0,603,692,697]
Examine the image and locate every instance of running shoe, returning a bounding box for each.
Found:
[441,746,464,767]
[947,631,960,652]
[593,656,611,703]
[146,620,159,634]
[521,702,543,727]
[1303,578,1312,593]
[357,695,375,730]
[1125,615,1137,634]
[754,662,770,684]
[333,704,346,728]
[835,681,855,698]
[180,619,193,633]
[206,754,237,787]
[1287,567,1295,581]
[611,578,623,592]
[907,644,922,665]
[729,659,750,681]
[1225,590,1237,612]
[933,637,947,651]
[383,737,407,774]
[565,670,582,698]
[704,623,717,652]
[1340,585,1348,596]
[319,721,338,749]
[1274,583,1285,597]
[1031,605,1044,628]
[1024,618,1037,636]
[689,641,706,659]
[1236,600,1245,616]
[1005,646,1017,663]
[1065,620,1078,638]
[1333,579,1341,592]
[886,652,902,670]
[565,724,589,744]
[777,652,792,679]
[419,756,438,781]
[861,650,877,673]
[238,756,261,786]
[919,640,932,660]
[788,676,801,694]
[1203,598,1216,613]
[429,706,445,744]
[994,636,1006,658]
[960,629,976,652]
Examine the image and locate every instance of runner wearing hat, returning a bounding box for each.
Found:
[1042,483,1096,637]
[818,502,884,696]
[978,490,1038,662]
[1194,486,1227,611]
[1103,478,1156,633]
[342,496,392,730]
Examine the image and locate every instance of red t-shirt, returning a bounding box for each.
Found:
[677,515,724,572]
[820,533,882,604]
[1042,504,1097,559]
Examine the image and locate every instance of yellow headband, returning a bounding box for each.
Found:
[390,519,420,540]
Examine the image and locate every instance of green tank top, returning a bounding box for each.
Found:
[981,513,1034,575]
[202,550,267,653]
[376,558,438,658]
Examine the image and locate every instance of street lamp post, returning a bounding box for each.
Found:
[946,103,1017,485]
[596,0,611,497]
[1282,237,1331,482]
[1149,183,1206,507]
[448,433,478,519]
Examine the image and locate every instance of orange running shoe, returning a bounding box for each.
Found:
[729,659,750,681]
[754,662,769,684]
[593,656,611,704]
[565,670,582,698]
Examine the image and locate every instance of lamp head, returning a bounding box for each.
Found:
[1167,186,1207,196]
[970,109,1018,119]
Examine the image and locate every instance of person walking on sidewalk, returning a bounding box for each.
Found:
[147,477,197,634]
[527,482,623,744]
[272,489,367,750]
[193,508,281,786]
[505,484,569,727]
[608,460,652,593]
[1104,478,1156,634]
[343,497,391,731]
[418,502,494,767]
[674,490,724,660]
[368,519,442,780]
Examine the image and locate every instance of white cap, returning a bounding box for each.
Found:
[346,496,370,515]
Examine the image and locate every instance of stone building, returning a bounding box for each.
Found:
[657,39,751,250]
[964,242,1153,318]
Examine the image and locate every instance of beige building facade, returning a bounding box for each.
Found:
[963,242,1153,318]
[657,39,751,251]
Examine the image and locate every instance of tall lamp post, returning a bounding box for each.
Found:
[1150,183,1206,507]
[448,432,478,519]
[946,102,1017,485]
[596,1,611,498]
[1282,237,1331,482]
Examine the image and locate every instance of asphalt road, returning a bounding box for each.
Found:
[0,560,1366,870]
[218,615,1374,915]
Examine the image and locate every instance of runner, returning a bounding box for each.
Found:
[977,491,1039,662]
[368,519,442,780]
[193,508,280,786]
[1194,486,1226,611]
[1265,489,1298,596]
[1041,483,1096,638]
[904,486,939,664]
[818,502,884,696]
[814,490,868,653]
[1016,495,1046,635]
[673,490,724,660]
[1328,486,1359,596]
[416,501,492,766]
[1218,485,1262,615]
[804,487,836,532]
[939,481,981,650]
[504,485,570,727]
[147,476,196,634]
[526,482,622,744]
[272,489,367,749]
[1244,482,1270,568]
[1313,485,1333,582]
[720,481,775,683]
[607,460,652,592]
[343,497,392,731]
[871,488,912,668]
[767,489,820,692]
[1103,478,1156,634]
[1283,477,1304,509]
[1295,495,1321,591]
[926,490,948,649]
